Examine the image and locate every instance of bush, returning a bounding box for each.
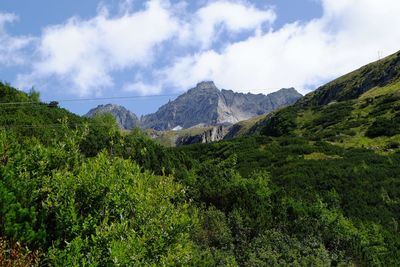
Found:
[262,107,298,137]
[366,117,400,137]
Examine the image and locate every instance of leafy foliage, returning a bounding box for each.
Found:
[366,115,400,137]
[1,62,400,266]
[261,107,298,137]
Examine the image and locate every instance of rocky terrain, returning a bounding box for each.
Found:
[84,82,302,139]
[175,125,228,145]
[141,81,302,131]
[85,104,140,130]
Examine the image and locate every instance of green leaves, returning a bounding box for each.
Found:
[41,153,196,265]
[1,81,400,265]
[262,107,298,137]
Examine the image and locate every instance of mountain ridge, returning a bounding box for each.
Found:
[141,81,302,130]
[224,50,400,153]
[85,82,302,132]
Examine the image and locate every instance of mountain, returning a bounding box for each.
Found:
[140,81,302,131]
[175,51,400,265]
[226,50,400,152]
[2,51,400,266]
[85,104,140,130]
[297,51,400,107]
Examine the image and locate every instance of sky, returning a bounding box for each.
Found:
[1,0,400,116]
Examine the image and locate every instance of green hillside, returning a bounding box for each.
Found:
[0,82,85,143]
[175,51,400,265]
[298,51,400,107]
[230,51,400,153]
[1,51,400,266]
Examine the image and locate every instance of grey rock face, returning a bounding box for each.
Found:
[176,125,228,146]
[85,104,140,130]
[141,81,302,131]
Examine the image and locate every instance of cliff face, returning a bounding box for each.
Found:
[141,82,220,131]
[141,81,302,131]
[85,104,140,130]
[175,125,228,146]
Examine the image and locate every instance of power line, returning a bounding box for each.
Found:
[0,88,289,106]
[0,123,116,129]
[0,93,181,106]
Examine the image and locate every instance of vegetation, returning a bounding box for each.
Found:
[1,50,400,266]
[251,79,400,154]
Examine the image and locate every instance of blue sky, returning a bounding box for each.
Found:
[1,0,399,116]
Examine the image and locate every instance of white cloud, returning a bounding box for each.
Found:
[190,1,276,48]
[0,13,34,66]
[161,0,400,94]
[18,0,277,96]
[0,12,16,26]
[123,81,162,96]
[11,0,400,98]
[21,0,180,96]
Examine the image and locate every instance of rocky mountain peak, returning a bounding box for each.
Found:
[84,82,302,132]
[141,81,302,131]
[185,81,219,95]
[85,104,140,130]
[195,81,217,90]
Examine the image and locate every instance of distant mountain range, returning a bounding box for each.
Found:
[85,81,302,131]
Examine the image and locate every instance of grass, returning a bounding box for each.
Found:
[304,152,342,160]
[228,114,267,137]
[271,82,400,153]
[359,81,400,100]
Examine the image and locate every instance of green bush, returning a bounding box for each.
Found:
[366,116,400,137]
[261,107,298,137]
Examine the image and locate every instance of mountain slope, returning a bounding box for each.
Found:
[2,51,400,265]
[298,51,400,107]
[174,53,400,264]
[227,50,400,153]
[141,81,302,131]
[85,104,140,130]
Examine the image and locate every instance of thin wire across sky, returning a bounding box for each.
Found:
[0,88,286,106]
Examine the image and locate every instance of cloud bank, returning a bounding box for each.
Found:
[162,0,400,94]
[5,0,400,96]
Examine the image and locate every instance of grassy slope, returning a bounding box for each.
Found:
[294,81,400,153]
[223,114,267,139]
[297,50,400,106]
[175,52,400,264]
[226,50,400,153]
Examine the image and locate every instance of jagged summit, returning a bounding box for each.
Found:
[194,81,217,90]
[140,81,302,131]
[84,82,302,132]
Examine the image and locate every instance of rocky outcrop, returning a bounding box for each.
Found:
[176,125,228,146]
[141,81,302,131]
[85,104,140,130]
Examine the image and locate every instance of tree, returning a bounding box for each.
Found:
[28,87,40,102]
